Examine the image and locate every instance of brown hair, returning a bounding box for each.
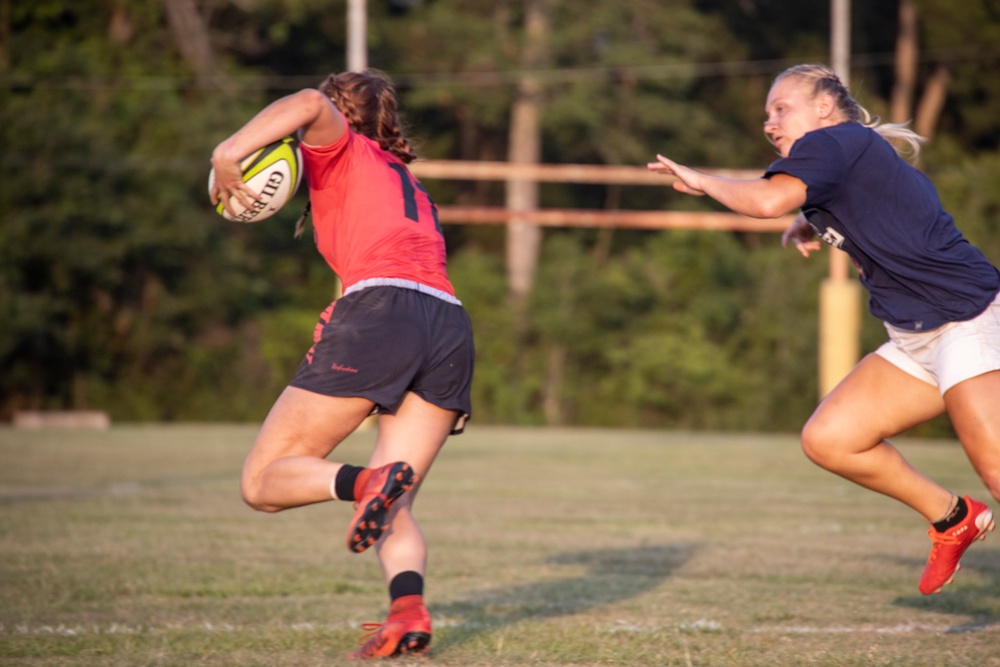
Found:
[319,69,417,164]
[775,64,925,160]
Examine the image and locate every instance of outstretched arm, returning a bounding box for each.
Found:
[210,88,345,215]
[646,154,807,219]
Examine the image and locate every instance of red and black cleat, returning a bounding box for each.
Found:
[349,595,431,659]
[919,495,995,595]
[347,461,418,553]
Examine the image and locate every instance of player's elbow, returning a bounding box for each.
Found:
[748,174,805,218]
[751,194,797,219]
[295,88,331,119]
[753,204,787,219]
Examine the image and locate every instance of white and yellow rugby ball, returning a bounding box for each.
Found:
[208,136,303,223]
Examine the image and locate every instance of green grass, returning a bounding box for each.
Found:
[1,424,998,666]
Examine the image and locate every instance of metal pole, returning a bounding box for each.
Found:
[336,0,368,304]
[829,0,850,284]
[347,0,367,71]
[818,0,861,397]
[831,0,850,86]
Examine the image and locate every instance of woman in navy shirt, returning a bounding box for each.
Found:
[649,64,998,595]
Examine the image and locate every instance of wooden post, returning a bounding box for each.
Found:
[819,276,861,396]
[820,0,862,397]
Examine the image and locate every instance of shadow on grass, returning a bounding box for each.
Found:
[430,543,698,651]
[892,544,1000,633]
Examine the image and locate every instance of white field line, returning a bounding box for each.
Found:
[751,621,999,635]
[606,619,999,635]
[0,622,354,637]
[3,618,996,638]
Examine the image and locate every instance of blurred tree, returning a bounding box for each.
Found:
[161,0,222,87]
[0,1,305,419]
[3,0,1000,434]
[506,0,548,318]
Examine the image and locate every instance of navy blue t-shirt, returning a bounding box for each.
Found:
[765,123,999,331]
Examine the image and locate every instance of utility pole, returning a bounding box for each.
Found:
[333,0,368,305]
[818,0,862,397]
[347,0,367,71]
[506,0,549,312]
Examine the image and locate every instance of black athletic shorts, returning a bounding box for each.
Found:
[289,286,474,434]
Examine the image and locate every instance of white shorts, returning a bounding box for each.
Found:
[875,290,1000,394]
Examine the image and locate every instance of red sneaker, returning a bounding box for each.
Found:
[349,595,431,659]
[347,462,418,553]
[919,496,995,595]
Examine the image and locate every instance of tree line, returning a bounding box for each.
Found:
[4,0,1000,434]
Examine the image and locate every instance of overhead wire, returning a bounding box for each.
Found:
[2,47,996,92]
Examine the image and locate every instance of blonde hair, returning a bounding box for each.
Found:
[775,64,925,161]
[319,69,417,164]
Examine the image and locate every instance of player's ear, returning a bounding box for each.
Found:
[817,93,836,120]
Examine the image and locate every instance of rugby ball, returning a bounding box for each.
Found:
[208,136,303,223]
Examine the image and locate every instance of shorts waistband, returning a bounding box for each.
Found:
[343,278,463,306]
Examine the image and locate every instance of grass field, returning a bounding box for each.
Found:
[1,424,998,666]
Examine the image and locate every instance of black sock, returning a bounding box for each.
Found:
[334,464,365,501]
[389,571,424,601]
[932,496,968,532]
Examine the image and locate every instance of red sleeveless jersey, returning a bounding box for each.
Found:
[300,130,455,296]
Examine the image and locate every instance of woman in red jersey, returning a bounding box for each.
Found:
[210,69,473,659]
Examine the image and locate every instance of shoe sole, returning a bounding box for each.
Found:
[923,507,995,594]
[348,631,431,660]
[347,462,417,553]
[393,631,431,656]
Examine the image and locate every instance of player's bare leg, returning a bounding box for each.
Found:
[348,392,457,659]
[800,353,953,519]
[907,371,1000,594]
[801,353,994,593]
[241,386,375,512]
[946,370,1000,503]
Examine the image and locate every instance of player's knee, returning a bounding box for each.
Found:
[800,417,840,470]
[241,478,279,513]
